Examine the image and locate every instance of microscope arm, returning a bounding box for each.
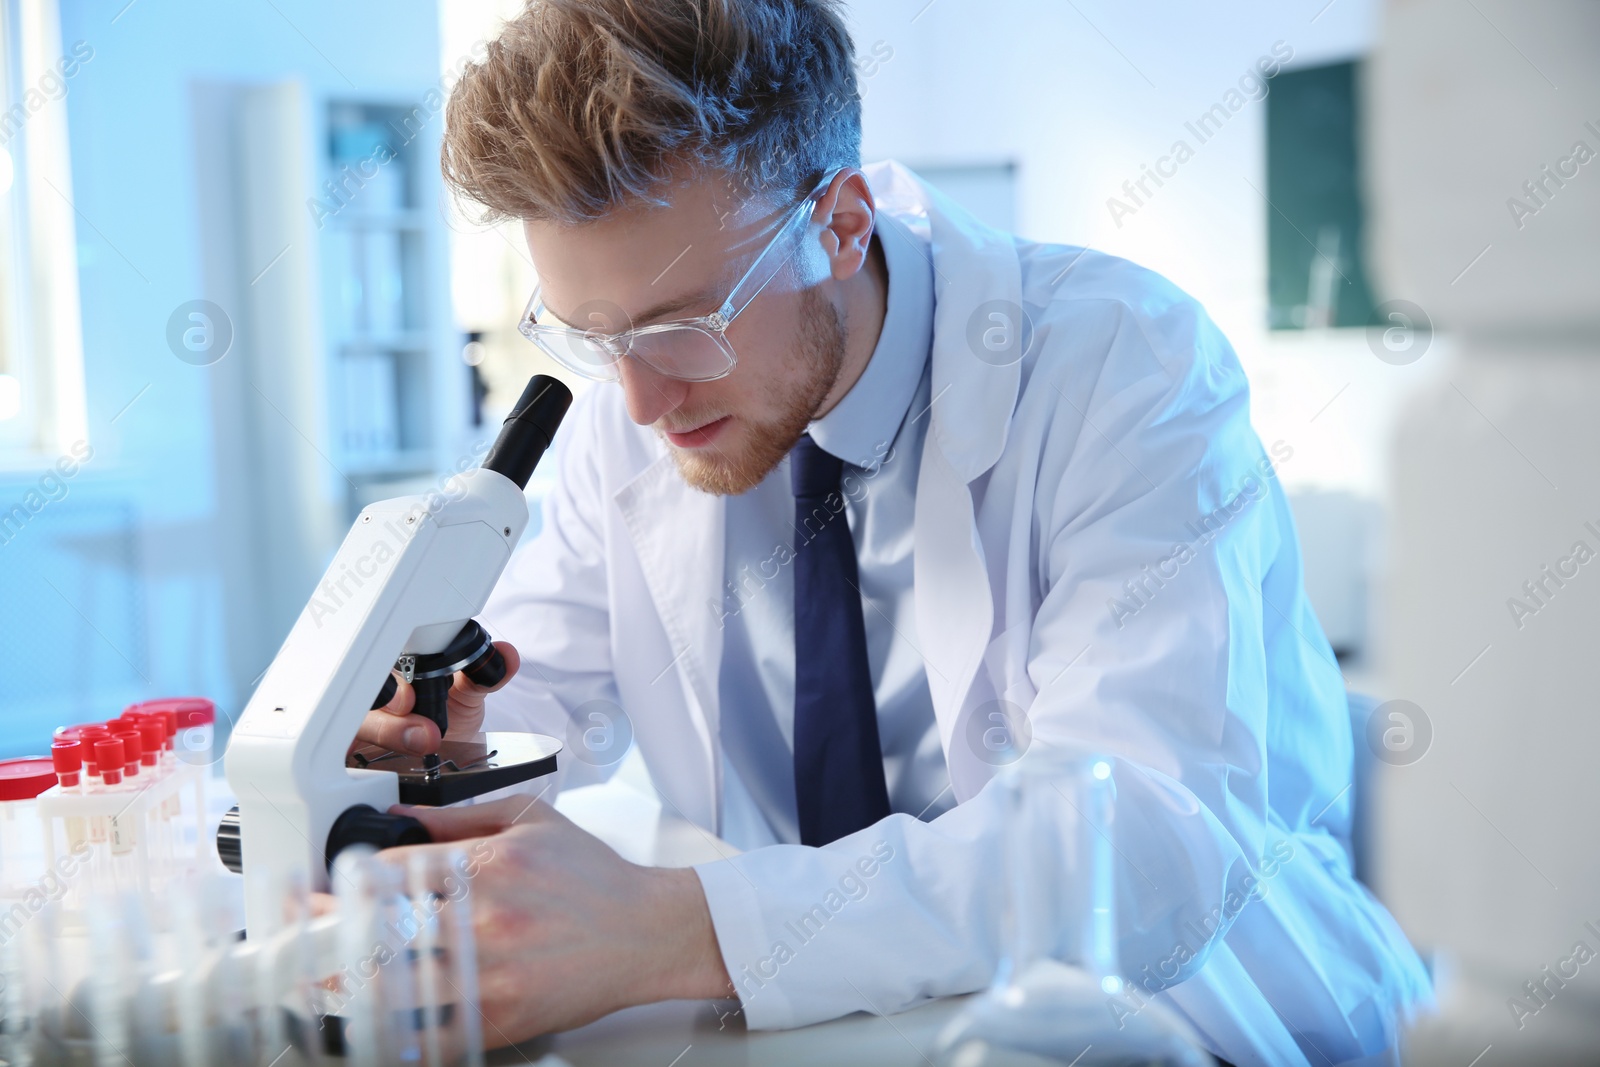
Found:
[224,376,571,939]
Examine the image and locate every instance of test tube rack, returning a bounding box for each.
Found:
[0,848,487,1067]
[35,760,212,919]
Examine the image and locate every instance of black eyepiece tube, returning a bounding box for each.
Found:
[482,375,574,490]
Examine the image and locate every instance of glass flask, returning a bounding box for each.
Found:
[934,750,1218,1067]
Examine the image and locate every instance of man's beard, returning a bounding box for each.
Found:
[667,287,847,496]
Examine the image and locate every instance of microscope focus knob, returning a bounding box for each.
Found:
[325,803,432,870]
[217,805,243,874]
[404,619,505,738]
[217,803,432,876]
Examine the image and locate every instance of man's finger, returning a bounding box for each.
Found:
[374,673,417,717]
[355,708,441,755]
[391,794,552,842]
[450,641,521,708]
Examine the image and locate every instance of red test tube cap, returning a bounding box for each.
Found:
[136,719,162,765]
[51,742,82,788]
[94,739,125,786]
[107,721,141,771]
[78,726,110,774]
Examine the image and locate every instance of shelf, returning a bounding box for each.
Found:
[316,97,467,525]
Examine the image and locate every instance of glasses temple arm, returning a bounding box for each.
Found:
[720,170,846,321]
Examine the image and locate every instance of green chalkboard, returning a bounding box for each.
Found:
[1265,60,1380,330]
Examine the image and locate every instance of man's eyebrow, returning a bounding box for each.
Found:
[629,285,722,327]
[542,285,721,331]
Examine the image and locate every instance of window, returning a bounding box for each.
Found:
[0,0,87,459]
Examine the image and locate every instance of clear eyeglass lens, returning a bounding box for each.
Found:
[535,329,623,379]
[626,327,734,381]
[526,315,736,383]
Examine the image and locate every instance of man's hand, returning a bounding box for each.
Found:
[354,641,520,755]
[386,796,734,1046]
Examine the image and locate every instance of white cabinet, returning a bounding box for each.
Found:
[222,83,472,649]
[314,99,469,493]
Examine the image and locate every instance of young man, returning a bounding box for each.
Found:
[358,0,1432,1060]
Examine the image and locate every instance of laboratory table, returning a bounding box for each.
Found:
[506,779,977,1067]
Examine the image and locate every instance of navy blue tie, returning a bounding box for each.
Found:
[790,433,892,846]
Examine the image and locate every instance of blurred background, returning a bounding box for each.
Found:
[0,0,1594,1060]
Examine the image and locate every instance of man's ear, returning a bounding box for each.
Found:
[816,169,876,282]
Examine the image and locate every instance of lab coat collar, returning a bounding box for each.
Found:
[806,210,934,472]
[861,160,1024,485]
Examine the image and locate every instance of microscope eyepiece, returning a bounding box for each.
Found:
[481,374,573,490]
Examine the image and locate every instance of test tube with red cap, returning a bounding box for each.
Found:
[125,697,214,767]
[151,709,176,766]
[50,740,91,862]
[72,724,111,790]
[131,707,185,825]
[133,715,177,864]
[51,741,83,794]
[106,720,143,782]
[122,709,171,771]
[153,707,183,824]
[92,737,138,857]
[105,725,151,875]
[117,716,155,847]
[121,715,164,776]
[64,726,113,861]
[156,709,177,760]
[94,737,123,791]
[129,698,215,857]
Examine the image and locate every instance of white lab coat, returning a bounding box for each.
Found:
[482,161,1433,1066]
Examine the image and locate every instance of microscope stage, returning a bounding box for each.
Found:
[347,731,561,806]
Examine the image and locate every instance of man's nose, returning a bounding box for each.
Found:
[617,358,688,427]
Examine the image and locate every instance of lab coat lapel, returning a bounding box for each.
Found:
[867,161,1022,482]
[867,161,1024,802]
[613,452,726,832]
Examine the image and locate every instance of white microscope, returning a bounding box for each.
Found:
[219,375,572,940]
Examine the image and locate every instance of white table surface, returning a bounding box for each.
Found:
[491,994,970,1067]
[497,778,976,1067]
[504,778,1600,1067]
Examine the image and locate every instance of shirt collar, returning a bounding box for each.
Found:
[806,211,933,472]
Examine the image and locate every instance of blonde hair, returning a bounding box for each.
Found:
[441,0,862,224]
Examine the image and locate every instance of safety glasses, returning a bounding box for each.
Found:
[517,168,843,383]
